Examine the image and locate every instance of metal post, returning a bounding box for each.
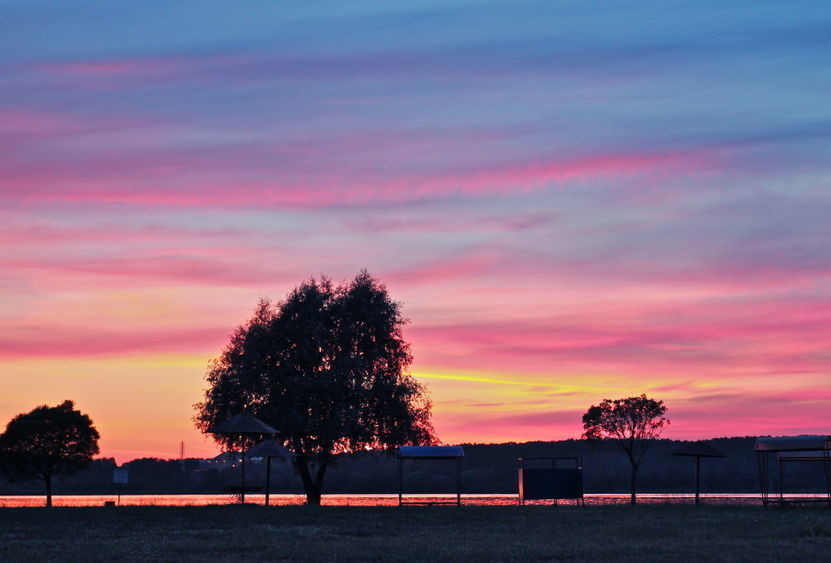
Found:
[778,457,784,501]
[695,456,701,505]
[456,458,462,506]
[398,458,403,506]
[265,456,272,506]
[240,450,246,505]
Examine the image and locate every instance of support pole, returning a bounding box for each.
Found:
[240,450,246,505]
[456,458,462,506]
[779,457,784,501]
[398,458,403,506]
[695,456,701,505]
[265,456,272,506]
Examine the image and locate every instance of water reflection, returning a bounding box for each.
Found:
[1,493,826,508]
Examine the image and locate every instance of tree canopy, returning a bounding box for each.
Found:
[195,271,435,504]
[582,394,669,504]
[0,400,100,507]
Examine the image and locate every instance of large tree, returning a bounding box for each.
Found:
[0,400,100,507]
[582,394,669,505]
[195,271,435,505]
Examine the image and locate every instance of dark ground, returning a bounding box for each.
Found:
[1,504,830,561]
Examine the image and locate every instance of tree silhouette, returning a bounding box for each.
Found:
[582,394,669,505]
[195,271,435,505]
[0,400,100,507]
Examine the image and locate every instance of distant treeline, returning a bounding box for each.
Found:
[2,437,828,495]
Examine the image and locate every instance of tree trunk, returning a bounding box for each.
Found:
[44,475,52,508]
[295,457,327,506]
[306,486,322,506]
[311,463,327,506]
[629,465,638,505]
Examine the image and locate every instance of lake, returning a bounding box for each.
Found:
[2,492,826,507]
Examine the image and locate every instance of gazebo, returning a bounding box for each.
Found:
[671,442,725,505]
[208,413,278,504]
[754,435,831,506]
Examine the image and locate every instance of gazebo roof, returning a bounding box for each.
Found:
[209,451,239,463]
[672,442,726,458]
[247,440,292,460]
[754,435,831,452]
[208,413,277,435]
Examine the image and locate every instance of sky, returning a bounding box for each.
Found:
[1,1,830,463]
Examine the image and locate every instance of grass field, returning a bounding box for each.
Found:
[1,504,830,561]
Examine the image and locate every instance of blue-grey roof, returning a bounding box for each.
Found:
[398,445,464,458]
[754,435,831,452]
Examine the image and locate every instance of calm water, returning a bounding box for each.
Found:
[1,493,827,507]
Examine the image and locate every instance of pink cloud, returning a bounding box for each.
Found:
[36,59,182,77]
[408,293,831,377]
[0,221,248,247]
[0,325,230,359]
[2,253,289,289]
[383,251,497,287]
[1,140,717,209]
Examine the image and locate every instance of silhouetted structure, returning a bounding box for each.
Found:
[208,413,277,504]
[754,435,831,506]
[398,446,464,505]
[517,457,583,505]
[246,440,292,506]
[672,442,725,505]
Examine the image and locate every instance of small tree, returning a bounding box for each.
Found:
[0,400,100,507]
[195,271,435,505]
[582,394,669,505]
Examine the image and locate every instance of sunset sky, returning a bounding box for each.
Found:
[2,2,830,462]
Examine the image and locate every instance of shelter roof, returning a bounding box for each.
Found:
[754,435,831,452]
[398,445,464,459]
[208,413,277,435]
[247,440,292,459]
[672,442,726,458]
[208,451,239,463]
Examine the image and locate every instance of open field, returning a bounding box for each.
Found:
[1,504,830,561]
